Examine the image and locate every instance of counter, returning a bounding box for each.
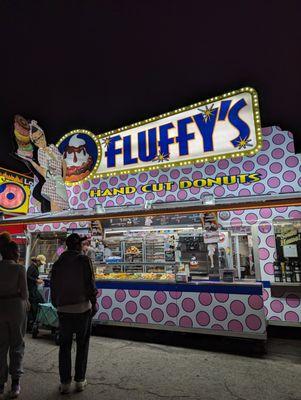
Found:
[44,279,266,340]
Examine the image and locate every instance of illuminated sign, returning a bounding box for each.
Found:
[89,173,261,198]
[57,87,261,184]
[0,168,33,214]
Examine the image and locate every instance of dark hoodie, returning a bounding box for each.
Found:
[50,250,97,308]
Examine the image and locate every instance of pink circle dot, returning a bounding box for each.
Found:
[233,209,244,215]
[284,311,299,322]
[112,308,123,321]
[166,303,179,317]
[285,156,298,168]
[159,174,169,183]
[98,312,109,321]
[125,301,137,314]
[257,155,269,165]
[73,185,81,194]
[271,148,284,159]
[259,208,272,219]
[283,171,296,182]
[228,320,243,332]
[115,289,126,302]
[231,157,243,164]
[170,291,182,300]
[248,295,263,310]
[213,306,228,321]
[286,294,300,308]
[177,190,187,200]
[71,197,78,206]
[135,313,148,324]
[116,196,125,205]
[123,318,133,323]
[150,170,159,177]
[88,198,96,208]
[140,296,152,310]
[253,183,265,194]
[166,194,176,202]
[289,210,301,219]
[129,290,140,298]
[151,308,164,322]
[154,291,167,305]
[165,321,176,326]
[205,165,216,175]
[270,316,281,321]
[270,300,284,313]
[269,162,282,174]
[214,293,229,303]
[267,177,280,189]
[264,262,274,275]
[239,189,251,197]
[266,235,275,248]
[229,166,241,176]
[196,311,210,326]
[272,134,285,145]
[261,140,270,151]
[212,324,224,330]
[286,142,294,153]
[230,218,242,228]
[275,207,288,213]
[109,177,118,186]
[230,300,246,316]
[96,289,102,298]
[43,225,51,231]
[101,296,112,309]
[170,169,180,179]
[128,178,137,186]
[264,307,268,317]
[179,316,193,328]
[245,314,262,331]
[246,213,258,225]
[281,185,294,193]
[218,160,229,169]
[243,161,255,171]
[138,173,148,182]
[182,298,196,313]
[259,248,270,260]
[214,186,225,197]
[262,290,269,301]
[199,293,213,306]
[192,171,202,180]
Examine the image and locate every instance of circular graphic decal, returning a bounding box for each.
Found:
[57,130,100,184]
[0,182,26,210]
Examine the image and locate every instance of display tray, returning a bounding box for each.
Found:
[95,272,175,281]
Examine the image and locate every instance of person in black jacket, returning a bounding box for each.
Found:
[50,233,97,394]
[27,256,45,331]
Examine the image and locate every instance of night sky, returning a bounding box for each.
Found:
[0,0,300,174]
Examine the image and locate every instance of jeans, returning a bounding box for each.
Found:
[0,319,26,384]
[58,310,92,384]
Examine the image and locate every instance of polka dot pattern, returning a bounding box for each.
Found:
[92,288,266,333]
[30,127,299,213]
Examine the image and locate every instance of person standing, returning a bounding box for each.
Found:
[0,232,28,399]
[50,233,97,394]
[26,256,45,331]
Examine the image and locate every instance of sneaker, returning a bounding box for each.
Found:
[75,380,87,392]
[59,383,71,395]
[10,382,20,399]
